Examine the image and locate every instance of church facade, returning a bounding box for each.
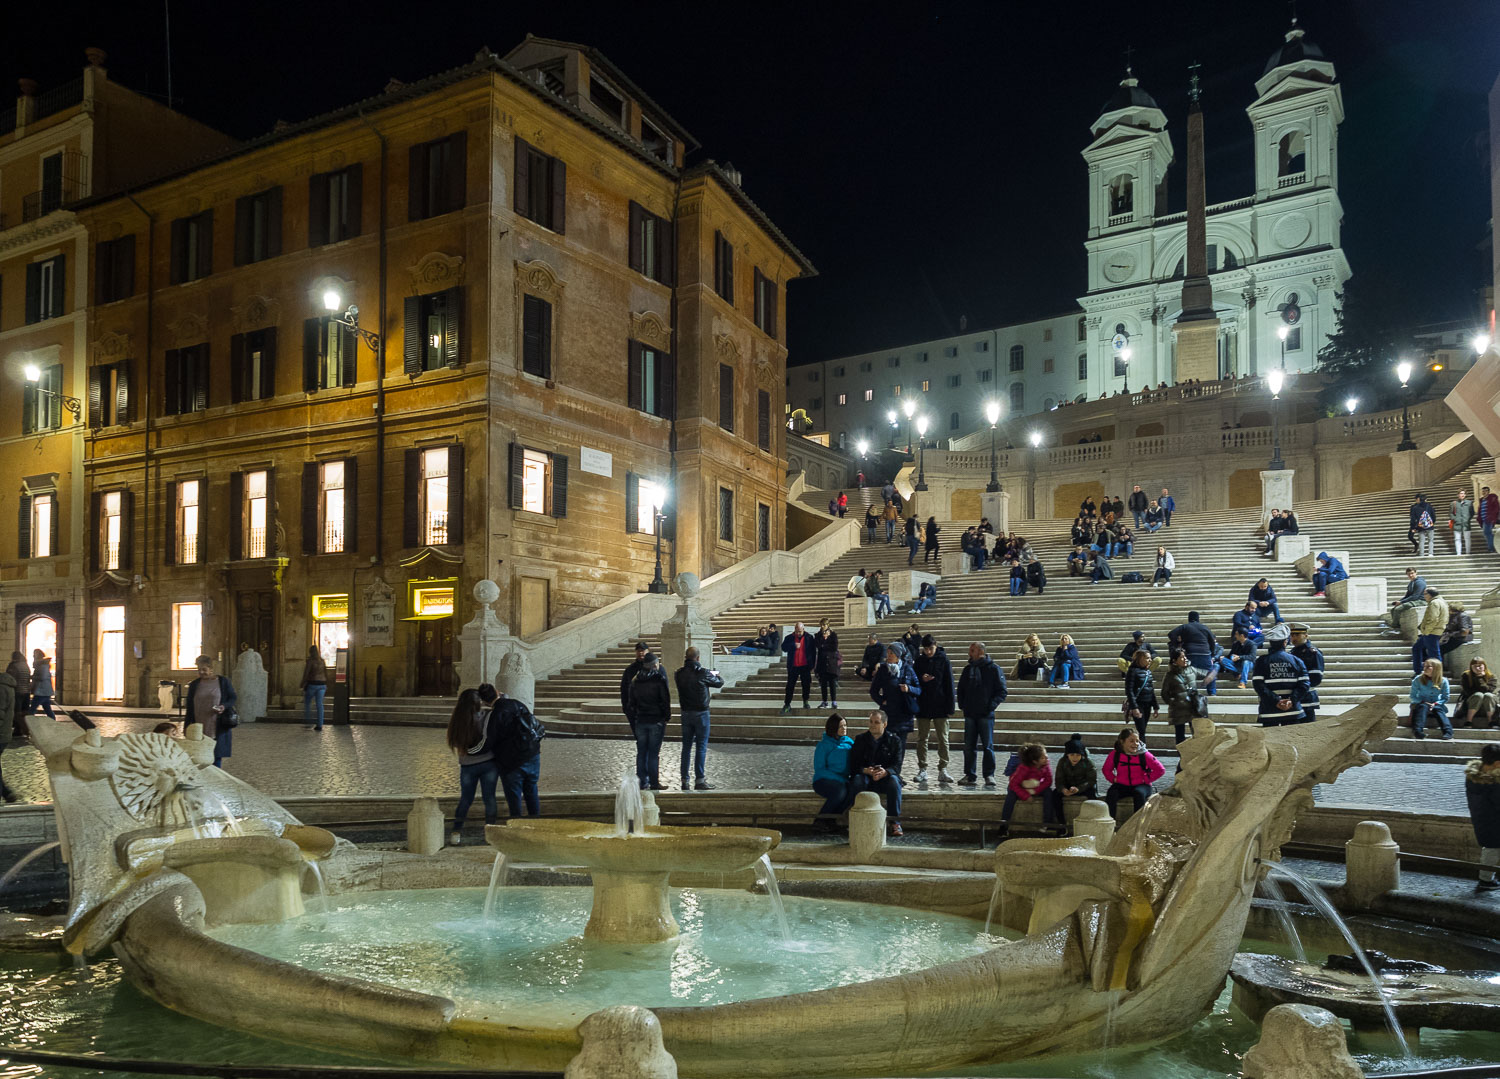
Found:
[788,23,1349,450]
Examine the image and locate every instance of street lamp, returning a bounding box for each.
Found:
[1276,324,1290,371]
[1029,430,1043,448]
[22,363,82,420]
[1395,360,1416,451]
[985,400,1002,492]
[901,398,917,454]
[321,288,382,351]
[1120,346,1133,394]
[1345,396,1359,415]
[1266,369,1286,470]
[914,416,930,491]
[855,438,869,459]
[886,408,898,449]
[647,484,670,594]
[1474,333,1491,356]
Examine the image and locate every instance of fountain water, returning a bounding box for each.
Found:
[482,853,509,922]
[984,876,1005,938]
[1266,863,1411,1057]
[614,770,644,836]
[198,793,245,838]
[0,841,61,894]
[1257,872,1308,964]
[305,861,330,915]
[753,854,789,944]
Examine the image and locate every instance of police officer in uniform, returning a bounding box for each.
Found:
[1288,623,1325,725]
[1251,624,1312,727]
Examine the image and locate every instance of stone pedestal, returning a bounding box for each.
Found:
[1329,578,1386,616]
[1478,586,1500,671]
[843,597,876,628]
[1260,469,1295,530]
[658,573,715,671]
[1343,820,1399,909]
[1240,1004,1364,1079]
[848,790,887,860]
[408,797,445,855]
[157,682,176,712]
[1398,602,1427,644]
[566,1006,678,1079]
[885,569,940,602]
[1071,799,1116,850]
[1275,534,1311,563]
[942,550,973,577]
[981,490,1010,535]
[1391,448,1427,492]
[1173,317,1222,383]
[458,580,511,689]
[232,650,267,723]
[1295,549,1350,582]
[498,650,536,711]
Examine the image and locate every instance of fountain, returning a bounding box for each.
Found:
[17,694,1481,1077]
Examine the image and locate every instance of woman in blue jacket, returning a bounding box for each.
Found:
[1410,658,1452,740]
[812,713,855,831]
[1050,634,1085,689]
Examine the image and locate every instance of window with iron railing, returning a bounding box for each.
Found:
[244,471,268,559]
[320,461,346,553]
[422,448,451,544]
[177,480,200,565]
[23,150,87,221]
[101,491,122,570]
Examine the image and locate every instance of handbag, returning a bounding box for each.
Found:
[1190,691,1211,718]
[219,704,240,729]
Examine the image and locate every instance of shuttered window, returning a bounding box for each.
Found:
[506,443,568,519]
[513,137,566,233]
[718,364,735,432]
[628,341,670,418]
[302,458,358,555]
[402,286,464,376]
[408,133,467,222]
[87,362,133,428]
[717,487,734,543]
[163,344,210,416]
[627,202,675,285]
[753,268,778,337]
[96,236,136,303]
[403,445,466,547]
[757,390,771,451]
[93,489,134,572]
[308,165,362,246]
[625,472,667,534]
[522,295,552,378]
[18,487,59,560]
[713,231,734,303]
[303,316,357,391]
[165,479,202,566]
[169,210,213,284]
[24,256,65,324]
[757,503,771,551]
[22,364,63,434]
[230,469,275,560]
[229,327,277,402]
[233,187,283,266]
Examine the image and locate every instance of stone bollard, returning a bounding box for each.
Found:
[408,797,445,855]
[1071,799,1117,850]
[1343,820,1400,909]
[566,1005,677,1079]
[848,791,887,860]
[640,790,661,828]
[1241,1003,1364,1079]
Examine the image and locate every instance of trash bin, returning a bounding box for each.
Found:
[158,680,178,713]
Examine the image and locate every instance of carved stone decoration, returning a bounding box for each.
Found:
[408,252,465,294]
[713,333,740,363]
[111,733,202,827]
[517,258,564,298]
[232,295,281,332]
[631,311,672,352]
[93,330,132,361]
[164,312,209,348]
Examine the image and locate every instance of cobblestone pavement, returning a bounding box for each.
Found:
[0,715,1477,817]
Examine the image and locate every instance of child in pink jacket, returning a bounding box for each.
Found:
[999,742,1058,834]
[1103,727,1166,818]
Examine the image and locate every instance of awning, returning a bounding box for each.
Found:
[401,613,453,622]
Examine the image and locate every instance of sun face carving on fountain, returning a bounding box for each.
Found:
[111,733,203,828]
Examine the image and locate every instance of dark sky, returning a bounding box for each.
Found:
[8,1,1495,363]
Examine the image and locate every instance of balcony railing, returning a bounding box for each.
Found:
[1277,172,1306,189]
[179,534,198,565]
[1107,212,1133,227]
[103,541,120,571]
[323,523,345,554]
[423,512,449,546]
[247,527,267,560]
[21,151,88,222]
[34,78,84,121]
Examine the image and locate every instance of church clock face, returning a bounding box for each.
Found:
[1103,251,1136,283]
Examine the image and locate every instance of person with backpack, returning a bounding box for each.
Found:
[619,642,651,733]
[628,652,673,789]
[1451,489,1475,556]
[1411,493,1438,558]
[997,743,1057,836]
[1102,727,1165,818]
[912,635,956,785]
[674,647,725,790]
[492,691,545,817]
[1480,487,1500,553]
[447,687,500,845]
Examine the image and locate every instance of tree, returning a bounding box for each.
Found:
[1316,275,1413,377]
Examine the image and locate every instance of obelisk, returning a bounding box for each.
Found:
[1172,62,1221,382]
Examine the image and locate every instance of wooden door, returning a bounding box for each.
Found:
[235,590,275,677]
[519,577,549,638]
[415,619,454,695]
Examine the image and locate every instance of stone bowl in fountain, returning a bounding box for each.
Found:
[486,818,780,942]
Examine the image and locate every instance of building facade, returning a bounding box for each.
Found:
[73,38,811,705]
[788,22,1349,449]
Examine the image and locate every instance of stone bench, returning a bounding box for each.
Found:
[1273,534,1311,562]
[842,598,877,628]
[885,568,941,601]
[942,551,974,576]
[1328,577,1387,616]
[1294,549,1350,583]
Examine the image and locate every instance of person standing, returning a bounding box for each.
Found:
[186,654,236,768]
[446,688,499,845]
[849,710,905,837]
[1102,728,1165,818]
[883,499,899,543]
[837,491,849,518]
[6,652,30,730]
[1465,744,1500,890]
[1168,611,1220,696]
[912,635,955,785]
[956,642,1006,787]
[1160,648,1200,743]
[1480,486,1500,553]
[1160,488,1175,526]
[1252,625,1311,727]
[1451,490,1475,555]
[1414,587,1449,676]
[780,622,819,715]
[1123,650,1159,738]
[492,691,544,818]
[870,644,921,765]
[674,647,724,791]
[619,642,650,734]
[301,646,328,731]
[864,505,879,544]
[627,652,672,789]
[1410,658,1452,740]
[923,517,941,564]
[1289,624,1325,724]
[903,514,920,566]
[1127,485,1148,530]
[0,665,17,801]
[814,621,841,709]
[811,713,855,831]
[1411,492,1438,559]
[28,650,55,720]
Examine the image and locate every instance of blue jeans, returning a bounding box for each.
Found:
[1484,522,1495,552]
[853,772,902,818]
[963,715,996,779]
[906,537,919,565]
[501,753,541,816]
[1187,653,1217,695]
[813,777,854,818]
[634,721,666,787]
[1312,571,1330,592]
[303,683,327,728]
[1132,511,1145,529]
[729,645,771,655]
[1163,509,1172,526]
[1411,702,1451,738]
[885,520,896,542]
[1009,575,1024,596]
[912,596,934,613]
[1145,521,1162,533]
[1218,656,1252,684]
[874,592,892,618]
[455,759,501,831]
[1051,661,1073,685]
[1413,634,1441,675]
[1153,568,1172,583]
[680,709,710,784]
[1120,540,1133,557]
[970,548,988,570]
[29,695,55,719]
[1257,601,1283,623]
[1002,790,1057,825]
[867,523,877,543]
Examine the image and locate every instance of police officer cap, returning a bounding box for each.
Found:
[1263,624,1291,642]
[1287,622,1310,634]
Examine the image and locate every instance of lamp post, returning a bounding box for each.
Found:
[886,409,898,449]
[647,485,669,594]
[1120,346,1132,394]
[1266,370,1286,470]
[1029,430,1043,448]
[22,363,82,420]
[1276,324,1289,371]
[985,400,1002,492]
[1395,360,1416,451]
[1473,333,1491,357]
[1345,396,1359,415]
[914,416,929,491]
[902,398,916,454]
[855,438,869,460]
[322,289,382,351]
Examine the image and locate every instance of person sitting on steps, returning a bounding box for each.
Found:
[849,710,906,837]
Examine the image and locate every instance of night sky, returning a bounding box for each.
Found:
[7,1,1495,364]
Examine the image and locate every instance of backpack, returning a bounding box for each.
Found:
[1121,571,1144,584]
[1417,509,1434,530]
[497,699,546,759]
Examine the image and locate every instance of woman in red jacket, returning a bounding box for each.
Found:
[1103,727,1165,819]
[998,742,1058,835]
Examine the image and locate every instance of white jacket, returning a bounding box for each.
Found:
[846,574,867,595]
[1156,551,1176,572]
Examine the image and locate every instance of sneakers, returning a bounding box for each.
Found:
[983,777,997,788]
[958,776,978,787]
[1163,583,1171,588]
[779,706,791,715]
[1442,732,1455,740]
[830,701,839,709]
[1313,591,1326,598]
[888,822,904,838]
[913,769,929,783]
[449,831,462,846]
[938,768,955,784]
[1152,582,1162,588]
[1057,683,1071,690]
[695,781,715,791]
[1,788,16,804]
[818,700,829,709]
[802,701,811,710]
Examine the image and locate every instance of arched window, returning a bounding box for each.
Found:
[1114,323,1127,338]
[1223,249,1239,270]
[1009,382,1025,414]
[949,411,960,430]
[1172,257,1184,279]
[1108,174,1133,216]
[1009,344,1024,372]
[1043,397,1056,410]
[1278,131,1306,177]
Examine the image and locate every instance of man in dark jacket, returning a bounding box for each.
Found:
[1480,486,1500,553]
[856,634,884,681]
[1288,623,1325,723]
[1252,625,1311,726]
[1384,567,1427,630]
[619,642,650,730]
[627,653,672,789]
[912,635,956,785]
[1168,611,1220,695]
[956,642,1007,787]
[1464,744,1500,890]
[1249,578,1283,624]
[1089,550,1113,583]
[870,644,921,766]
[849,710,905,837]
[674,647,725,790]
[1128,485,1149,530]
[1411,493,1438,558]
[1026,559,1047,595]
[1116,630,1159,675]
[779,622,820,714]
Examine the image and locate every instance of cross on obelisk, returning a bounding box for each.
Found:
[1123,44,1136,76]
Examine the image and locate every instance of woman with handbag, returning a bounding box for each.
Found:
[1159,647,1201,744]
[186,654,238,768]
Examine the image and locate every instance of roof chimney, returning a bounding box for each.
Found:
[16,79,37,126]
[85,47,108,69]
[720,161,743,187]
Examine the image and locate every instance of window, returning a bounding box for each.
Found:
[230,327,277,402]
[505,443,566,519]
[757,503,771,551]
[402,287,463,374]
[1207,244,1219,271]
[88,362,133,428]
[810,396,823,410]
[887,356,900,368]
[832,365,845,377]
[918,352,929,363]
[758,390,771,450]
[91,489,133,571]
[312,459,351,554]
[1278,131,1306,177]
[1078,354,1088,380]
[836,393,847,406]
[1114,353,1129,377]
[947,374,961,388]
[96,236,135,303]
[172,603,203,671]
[40,152,64,215]
[1077,317,1087,342]
[233,186,283,265]
[629,341,670,417]
[22,364,63,433]
[522,295,552,379]
[944,347,957,358]
[1043,328,1053,342]
[627,474,666,534]
[893,384,902,396]
[163,344,210,415]
[243,470,269,559]
[713,230,734,303]
[408,133,467,221]
[920,380,930,392]
[589,76,626,124]
[32,494,55,558]
[1044,397,1056,410]
[977,370,992,383]
[863,389,873,401]
[1009,382,1025,413]
[717,487,734,543]
[308,165,362,246]
[977,341,989,352]
[858,361,872,373]
[98,606,125,702]
[404,444,467,545]
[753,268,778,336]
[808,371,820,383]
[303,316,356,391]
[1285,327,1302,351]
[169,210,213,284]
[312,595,351,668]
[628,202,675,284]
[641,118,673,165]
[424,449,452,541]
[1009,344,1025,372]
[25,255,65,323]
[100,491,122,570]
[1109,174,1134,215]
[1043,357,1054,373]
[719,363,735,431]
[949,411,961,430]
[175,480,200,565]
[514,137,565,232]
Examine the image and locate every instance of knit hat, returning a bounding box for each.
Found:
[1063,734,1088,757]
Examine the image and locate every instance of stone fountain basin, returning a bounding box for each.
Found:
[485,819,781,873]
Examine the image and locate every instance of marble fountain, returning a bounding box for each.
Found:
[8,693,1496,1077]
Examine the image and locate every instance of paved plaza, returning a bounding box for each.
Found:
[0,714,1472,818]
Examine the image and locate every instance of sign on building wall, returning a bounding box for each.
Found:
[580,447,612,477]
[363,579,395,647]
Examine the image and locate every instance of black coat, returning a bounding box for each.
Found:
[620,658,649,711]
[870,661,921,730]
[628,668,672,725]
[1466,761,1500,847]
[849,730,905,776]
[914,648,956,718]
[782,631,820,671]
[1128,490,1148,512]
[957,656,1008,718]
[815,631,841,677]
[1169,621,1218,656]
[857,642,885,679]
[673,661,724,711]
